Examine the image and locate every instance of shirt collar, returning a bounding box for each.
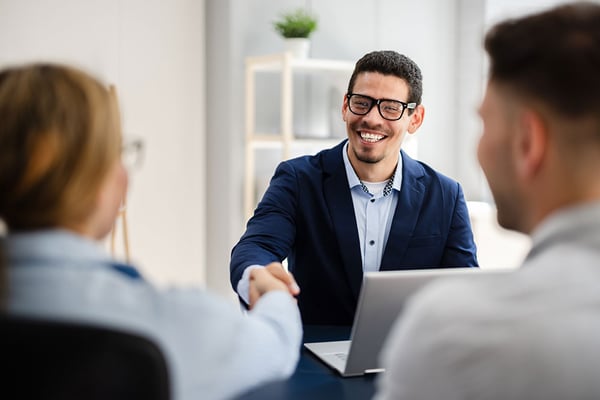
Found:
[342,141,403,192]
[529,201,600,250]
[524,201,600,263]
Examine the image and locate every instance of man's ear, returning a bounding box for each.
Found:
[407,105,425,134]
[515,109,547,180]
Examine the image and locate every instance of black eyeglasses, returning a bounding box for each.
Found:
[346,93,416,121]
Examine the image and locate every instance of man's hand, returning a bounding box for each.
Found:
[248,262,300,309]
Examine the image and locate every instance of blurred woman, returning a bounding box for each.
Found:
[0,63,301,400]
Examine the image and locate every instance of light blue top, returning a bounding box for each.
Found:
[4,229,302,400]
[342,141,403,272]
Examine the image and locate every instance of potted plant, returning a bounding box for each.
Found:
[273,8,318,58]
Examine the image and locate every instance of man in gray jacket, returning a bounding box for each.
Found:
[376,2,600,399]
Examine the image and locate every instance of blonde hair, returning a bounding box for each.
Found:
[0,63,122,231]
[0,64,122,304]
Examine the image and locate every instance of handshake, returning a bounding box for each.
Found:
[249,262,301,309]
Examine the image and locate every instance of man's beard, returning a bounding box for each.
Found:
[352,146,384,164]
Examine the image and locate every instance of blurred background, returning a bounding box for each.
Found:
[1,0,583,300]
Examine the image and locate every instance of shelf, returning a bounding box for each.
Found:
[246,53,355,73]
[244,52,354,220]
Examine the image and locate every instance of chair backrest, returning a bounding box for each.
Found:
[0,314,170,400]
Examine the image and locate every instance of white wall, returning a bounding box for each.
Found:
[0,0,206,288]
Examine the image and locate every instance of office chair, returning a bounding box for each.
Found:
[0,314,171,400]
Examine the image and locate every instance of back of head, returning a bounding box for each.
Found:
[347,50,423,108]
[0,64,121,304]
[0,64,121,232]
[484,1,600,123]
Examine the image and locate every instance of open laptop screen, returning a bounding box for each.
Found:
[306,267,501,376]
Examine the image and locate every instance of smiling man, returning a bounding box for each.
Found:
[230,50,478,325]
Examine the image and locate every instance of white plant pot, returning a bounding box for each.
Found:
[284,38,310,59]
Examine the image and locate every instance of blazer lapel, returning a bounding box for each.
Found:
[380,151,426,270]
[322,141,363,299]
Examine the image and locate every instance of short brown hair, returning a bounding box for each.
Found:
[0,64,121,231]
[485,1,600,119]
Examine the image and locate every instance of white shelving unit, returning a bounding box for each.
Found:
[244,52,355,219]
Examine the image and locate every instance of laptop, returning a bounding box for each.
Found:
[304,267,500,377]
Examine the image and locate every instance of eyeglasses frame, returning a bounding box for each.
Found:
[346,93,417,121]
[121,138,145,171]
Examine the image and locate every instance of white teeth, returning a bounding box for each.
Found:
[360,132,384,142]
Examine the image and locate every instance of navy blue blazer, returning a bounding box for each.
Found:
[231,140,478,325]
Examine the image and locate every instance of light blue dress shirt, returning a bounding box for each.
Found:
[342,142,402,272]
[4,229,302,400]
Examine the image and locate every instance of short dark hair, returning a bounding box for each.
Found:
[347,50,423,108]
[485,1,600,119]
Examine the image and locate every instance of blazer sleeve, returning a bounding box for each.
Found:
[441,182,479,267]
[230,161,299,291]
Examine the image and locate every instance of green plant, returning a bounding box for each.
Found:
[273,9,318,38]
